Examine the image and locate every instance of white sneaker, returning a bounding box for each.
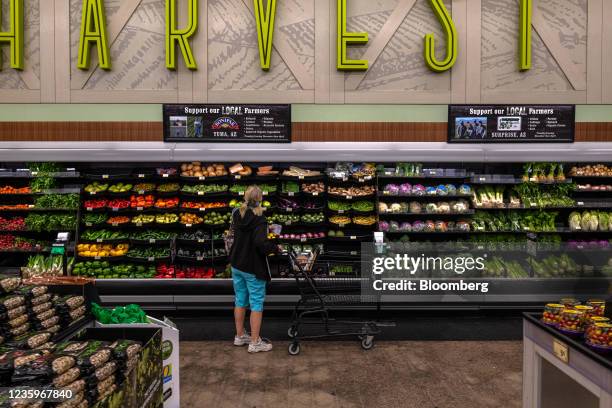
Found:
[248,338,273,353]
[234,332,251,346]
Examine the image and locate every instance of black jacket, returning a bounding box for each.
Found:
[229,208,277,282]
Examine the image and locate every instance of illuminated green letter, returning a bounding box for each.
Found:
[424,0,457,73]
[77,0,111,70]
[0,0,24,70]
[519,0,531,70]
[337,0,368,71]
[253,0,277,70]
[166,0,198,70]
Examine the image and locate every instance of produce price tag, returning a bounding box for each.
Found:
[86,207,93,212]
[298,176,304,180]
[137,207,143,211]
[96,239,103,243]
[575,226,581,230]
[476,226,484,231]
[94,256,101,260]
[85,223,92,227]
[199,208,206,212]
[90,191,96,195]
[286,208,292,212]
[162,174,169,178]
[479,177,486,182]
[577,201,584,206]
[149,239,156,244]
[383,191,389,195]
[136,222,142,227]
[197,256,204,261]
[148,257,155,262]
[197,239,205,243]
[112,223,119,227]
[288,192,294,196]
[198,176,206,180]
[198,191,204,196]
[358,178,364,183]
[350,251,357,256]
[286,221,292,225]
[346,195,352,200]
[238,191,244,196]
[138,174,145,178]
[30,171,38,176]
[186,224,193,227]
[300,237,307,242]
[364,175,372,180]
[530,202,537,207]
[523,227,530,231]
[138,190,145,195]
[235,175,241,180]
[338,210,345,213]
[350,236,357,240]
[263,191,269,196]
[111,208,119,212]
[102,174,109,179]
[553,339,569,363]
[313,192,319,196]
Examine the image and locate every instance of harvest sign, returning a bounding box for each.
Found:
[0,0,533,73]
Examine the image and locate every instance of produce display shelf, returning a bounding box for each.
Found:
[0,207,78,212]
[0,248,51,254]
[570,175,612,179]
[327,193,376,201]
[279,175,325,181]
[379,211,475,216]
[470,178,574,185]
[378,193,473,199]
[180,191,230,198]
[327,235,372,242]
[574,189,612,193]
[79,238,129,244]
[175,255,228,264]
[377,174,468,180]
[0,172,80,179]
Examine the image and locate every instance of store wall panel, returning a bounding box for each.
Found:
[1,121,610,142]
[0,0,607,104]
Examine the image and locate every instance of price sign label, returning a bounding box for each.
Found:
[238,191,245,196]
[31,171,38,176]
[90,191,96,195]
[199,208,206,212]
[137,207,143,211]
[313,192,319,196]
[288,192,294,197]
[350,251,357,256]
[85,223,92,227]
[197,239,206,243]
[112,208,119,212]
[575,226,582,230]
[262,191,269,196]
[358,178,364,183]
[136,222,142,227]
[364,175,372,180]
[338,210,345,214]
[300,237,307,242]
[479,177,486,182]
[96,239,103,243]
[198,191,204,196]
[197,256,204,261]
[350,236,357,240]
[286,221,292,225]
[553,339,569,364]
[186,224,193,227]
[86,207,93,212]
[148,257,155,262]
[298,175,304,180]
[287,208,292,212]
[162,174,169,178]
[102,174,109,179]
[577,201,584,206]
[112,223,119,227]
[138,190,145,195]
[138,174,145,178]
[235,175,241,180]
[149,239,156,244]
[530,202,537,207]
[198,176,206,181]
[346,195,352,200]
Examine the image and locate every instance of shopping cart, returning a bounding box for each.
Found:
[286,249,393,355]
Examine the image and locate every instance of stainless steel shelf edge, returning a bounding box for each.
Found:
[0,141,610,162]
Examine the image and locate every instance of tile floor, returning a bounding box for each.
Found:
[180,340,522,408]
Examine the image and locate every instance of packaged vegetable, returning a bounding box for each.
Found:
[0,275,21,294]
[8,332,53,349]
[409,202,422,214]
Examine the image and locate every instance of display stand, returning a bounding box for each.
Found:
[523,313,611,408]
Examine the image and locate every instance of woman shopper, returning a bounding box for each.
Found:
[229,185,278,353]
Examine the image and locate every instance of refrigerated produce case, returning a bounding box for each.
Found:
[0,142,609,310]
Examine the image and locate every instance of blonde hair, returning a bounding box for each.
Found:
[239,185,264,217]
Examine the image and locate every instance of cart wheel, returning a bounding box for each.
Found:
[288,326,298,339]
[361,336,374,350]
[288,342,301,356]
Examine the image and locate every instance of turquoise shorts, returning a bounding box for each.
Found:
[232,267,267,312]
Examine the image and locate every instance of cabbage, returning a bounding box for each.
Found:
[452,200,468,213]
[436,185,448,196]
[390,221,400,232]
[399,183,412,195]
[425,203,437,213]
[378,202,389,213]
[609,213,612,231]
[424,220,435,232]
[412,185,425,195]
[569,212,582,231]
[412,221,425,232]
[446,184,457,194]
[409,202,422,214]
[459,184,472,195]
[426,187,437,195]
[456,221,470,232]
[582,212,598,232]
[437,202,450,213]
[378,221,390,231]
[390,203,402,213]
[400,222,412,232]
[599,212,609,231]
[384,184,400,195]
